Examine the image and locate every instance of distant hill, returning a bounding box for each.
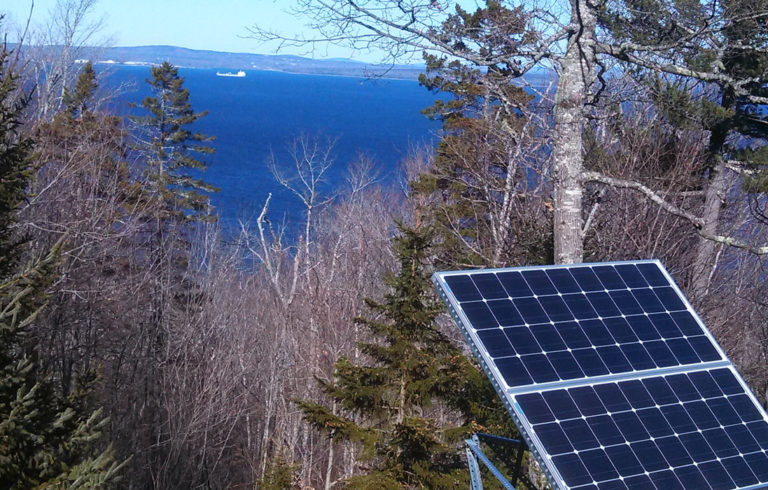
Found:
[95,45,427,80]
[23,43,553,85]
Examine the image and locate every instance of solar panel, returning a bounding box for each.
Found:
[433,260,768,490]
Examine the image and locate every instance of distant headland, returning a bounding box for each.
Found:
[87,45,427,80]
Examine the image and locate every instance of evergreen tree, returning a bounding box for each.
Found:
[414,41,553,268]
[129,62,219,482]
[257,454,298,490]
[0,49,31,281]
[135,61,217,222]
[130,60,218,350]
[62,61,97,119]
[600,0,768,175]
[0,41,122,488]
[298,223,516,488]
[131,61,218,295]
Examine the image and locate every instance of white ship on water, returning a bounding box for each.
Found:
[216,70,246,78]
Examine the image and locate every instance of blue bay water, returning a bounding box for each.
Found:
[102,66,440,231]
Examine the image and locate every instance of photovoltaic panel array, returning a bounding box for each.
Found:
[432,260,768,490]
[515,366,768,489]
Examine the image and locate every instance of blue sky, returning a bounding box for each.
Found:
[3,0,391,61]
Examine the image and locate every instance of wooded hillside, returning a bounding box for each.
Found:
[2,0,767,487]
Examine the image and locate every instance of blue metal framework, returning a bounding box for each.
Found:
[465,432,535,489]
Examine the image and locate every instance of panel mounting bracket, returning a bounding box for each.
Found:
[466,433,537,490]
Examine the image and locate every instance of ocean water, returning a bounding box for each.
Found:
[102,65,440,231]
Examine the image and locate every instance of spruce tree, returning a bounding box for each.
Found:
[298,223,516,488]
[596,0,768,295]
[0,41,122,488]
[131,61,218,346]
[62,61,97,119]
[413,19,553,268]
[129,62,218,480]
[135,61,217,222]
[601,0,768,175]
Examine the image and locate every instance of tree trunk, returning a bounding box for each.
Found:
[690,89,734,300]
[690,161,728,299]
[324,402,336,490]
[552,0,596,264]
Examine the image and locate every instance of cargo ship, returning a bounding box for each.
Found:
[216,70,246,77]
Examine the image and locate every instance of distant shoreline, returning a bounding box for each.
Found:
[235,66,422,82]
[59,45,551,84]
[96,61,424,82]
[88,45,426,81]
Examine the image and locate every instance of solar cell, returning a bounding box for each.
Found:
[433,260,768,490]
[438,262,725,391]
[516,368,768,489]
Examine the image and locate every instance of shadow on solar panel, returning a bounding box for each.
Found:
[433,260,768,490]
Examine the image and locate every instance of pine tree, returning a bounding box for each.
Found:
[0,41,122,488]
[298,223,516,488]
[411,4,555,268]
[134,61,217,222]
[596,0,768,296]
[131,62,218,300]
[257,454,298,490]
[602,0,768,175]
[0,54,32,280]
[131,61,218,350]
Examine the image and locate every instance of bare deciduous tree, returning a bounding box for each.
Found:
[23,0,109,120]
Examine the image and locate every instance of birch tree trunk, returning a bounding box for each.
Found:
[690,89,734,300]
[690,161,729,299]
[552,0,596,264]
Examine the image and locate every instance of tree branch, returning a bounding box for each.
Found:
[582,171,768,255]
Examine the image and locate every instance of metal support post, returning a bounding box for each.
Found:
[465,434,516,490]
[466,436,484,490]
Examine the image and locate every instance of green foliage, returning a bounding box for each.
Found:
[37,64,132,215]
[257,454,298,490]
[134,61,218,222]
[743,170,768,194]
[741,147,768,194]
[600,0,768,179]
[63,61,97,118]
[413,2,552,268]
[644,77,734,132]
[298,224,516,488]
[720,0,768,81]
[597,0,707,48]
[435,2,539,72]
[0,42,123,488]
[0,49,33,280]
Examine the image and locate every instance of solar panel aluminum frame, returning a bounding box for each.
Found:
[432,259,768,490]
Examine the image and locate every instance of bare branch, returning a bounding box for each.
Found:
[582,187,606,236]
[582,171,768,255]
[246,0,569,77]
